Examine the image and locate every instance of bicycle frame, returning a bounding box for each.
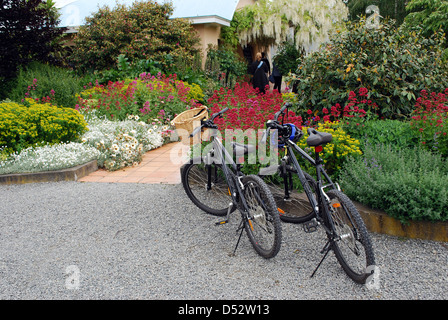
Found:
[283,138,340,226]
[202,129,251,218]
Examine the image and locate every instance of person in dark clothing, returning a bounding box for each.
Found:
[249,52,269,94]
[261,52,271,77]
[271,63,282,93]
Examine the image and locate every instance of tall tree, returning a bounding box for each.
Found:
[0,0,65,81]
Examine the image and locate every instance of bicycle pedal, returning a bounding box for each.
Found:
[303,219,319,233]
[215,220,229,226]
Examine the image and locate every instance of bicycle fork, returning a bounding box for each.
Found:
[214,175,252,257]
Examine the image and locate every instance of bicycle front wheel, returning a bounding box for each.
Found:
[181,157,235,216]
[324,189,375,284]
[241,175,282,259]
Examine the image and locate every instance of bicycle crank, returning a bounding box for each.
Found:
[303,218,319,233]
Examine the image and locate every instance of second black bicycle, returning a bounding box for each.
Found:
[260,103,376,284]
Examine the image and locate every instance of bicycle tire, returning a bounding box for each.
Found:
[265,170,318,224]
[241,175,282,259]
[181,157,235,216]
[324,189,376,284]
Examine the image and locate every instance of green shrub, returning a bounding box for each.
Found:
[0,99,88,154]
[291,17,448,119]
[345,119,419,151]
[205,45,247,88]
[7,62,83,108]
[340,143,448,222]
[298,121,363,178]
[69,0,200,73]
[272,41,304,77]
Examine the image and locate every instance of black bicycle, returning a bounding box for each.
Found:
[180,107,282,259]
[260,103,375,284]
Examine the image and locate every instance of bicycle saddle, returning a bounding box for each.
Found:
[306,128,333,147]
[232,142,256,156]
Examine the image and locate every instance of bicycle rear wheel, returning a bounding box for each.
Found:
[181,157,235,216]
[241,175,282,259]
[324,189,376,284]
[265,171,317,224]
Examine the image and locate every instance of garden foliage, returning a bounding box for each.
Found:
[81,113,169,171]
[7,62,83,109]
[272,41,304,77]
[205,45,247,88]
[340,143,448,222]
[0,142,99,175]
[291,17,448,119]
[298,122,362,177]
[0,99,88,155]
[0,0,65,97]
[69,0,200,73]
[76,73,203,124]
[410,89,448,156]
[405,0,448,52]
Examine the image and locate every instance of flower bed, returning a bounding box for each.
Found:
[410,89,448,156]
[0,142,99,175]
[81,111,171,171]
[76,73,204,125]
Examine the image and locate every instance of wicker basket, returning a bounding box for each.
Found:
[171,105,209,145]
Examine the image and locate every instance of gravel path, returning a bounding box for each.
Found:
[0,181,447,300]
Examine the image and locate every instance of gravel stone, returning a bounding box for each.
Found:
[0,181,447,300]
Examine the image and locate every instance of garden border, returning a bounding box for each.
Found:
[355,201,448,242]
[0,160,98,185]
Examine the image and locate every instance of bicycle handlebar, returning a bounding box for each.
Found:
[261,103,292,144]
[274,103,291,121]
[189,107,229,138]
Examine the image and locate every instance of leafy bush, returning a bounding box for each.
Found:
[272,41,304,77]
[405,0,448,58]
[76,73,202,124]
[340,143,448,222]
[410,88,448,156]
[7,62,83,108]
[298,121,363,177]
[205,45,247,88]
[82,54,164,86]
[0,99,88,155]
[301,87,373,127]
[69,0,200,73]
[291,17,448,119]
[347,119,419,152]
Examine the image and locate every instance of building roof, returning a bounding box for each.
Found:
[55,0,240,28]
